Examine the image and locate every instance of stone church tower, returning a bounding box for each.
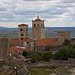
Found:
[32,15,45,40]
[58,31,70,44]
[18,24,28,40]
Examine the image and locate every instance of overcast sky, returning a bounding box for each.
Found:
[0,0,75,28]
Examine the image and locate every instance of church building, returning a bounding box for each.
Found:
[32,15,45,40]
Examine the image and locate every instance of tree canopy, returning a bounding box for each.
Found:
[52,48,68,60]
[42,51,52,61]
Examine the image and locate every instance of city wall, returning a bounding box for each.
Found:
[25,58,75,67]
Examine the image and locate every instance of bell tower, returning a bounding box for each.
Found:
[32,15,45,40]
[18,24,28,40]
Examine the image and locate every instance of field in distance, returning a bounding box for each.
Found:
[0,27,75,39]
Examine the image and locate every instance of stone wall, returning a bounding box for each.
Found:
[51,58,75,67]
[0,38,9,58]
[25,58,75,67]
[25,62,51,67]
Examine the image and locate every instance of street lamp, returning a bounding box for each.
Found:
[14,66,18,75]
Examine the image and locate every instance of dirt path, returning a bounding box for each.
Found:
[69,68,75,75]
[50,73,56,75]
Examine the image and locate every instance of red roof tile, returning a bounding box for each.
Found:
[9,39,32,43]
[36,39,60,46]
[10,46,18,50]
[42,38,58,41]
[35,19,41,21]
[18,24,28,26]
[10,46,30,51]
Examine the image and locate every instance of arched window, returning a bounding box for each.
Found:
[34,24,36,27]
[21,34,23,36]
[41,24,44,27]
[61,34,63,36]
[37,24,39,27]
[20,28,24,31]
[21,38,23,40]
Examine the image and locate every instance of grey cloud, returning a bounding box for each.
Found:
[0,13,15,18]
[0,7,7,11]
[61,0,75,3]
[23,0,53,1]
[13,10,39,15]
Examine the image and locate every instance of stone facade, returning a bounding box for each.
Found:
[18,24,28,40]
[58,31,70,44]
[0,38,9,58]
[32,15,45,40]
[51,58,75,67]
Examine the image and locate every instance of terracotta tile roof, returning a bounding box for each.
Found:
[42,38,58,41]
[10,46,18,50]
[10,46,30,51]
[35,19,41,21]
[10,52,19,55]
[35,19,44,21]
[36,39,60,46]
[9,39,32,43]
[18,24,28,26]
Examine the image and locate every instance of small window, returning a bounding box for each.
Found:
[41,24,44,27]
[34,24,36,27]
[20,29,24,31]
[61,34,63,36]
[37,24,39,27]
[21,34,23,36]
[27,42,29,44]
[21,38,23,40]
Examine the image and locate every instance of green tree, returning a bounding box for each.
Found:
[42,51,52,61]
[52,48,68,60]
[63,39,71,45]
[68,43,73,50]
[45,45,53,51]
[73,44,75,49]
[68,49,75,58]
[22,51,28,57]
[31,53,43,63]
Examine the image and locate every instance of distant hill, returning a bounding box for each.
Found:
[0,26,8,29]
[0,27,75,39]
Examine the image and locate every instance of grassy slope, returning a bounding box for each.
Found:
[27,67,55,75]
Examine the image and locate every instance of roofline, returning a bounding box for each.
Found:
[18,24,28,26]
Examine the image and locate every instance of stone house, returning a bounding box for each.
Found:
[58,31,70,44]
